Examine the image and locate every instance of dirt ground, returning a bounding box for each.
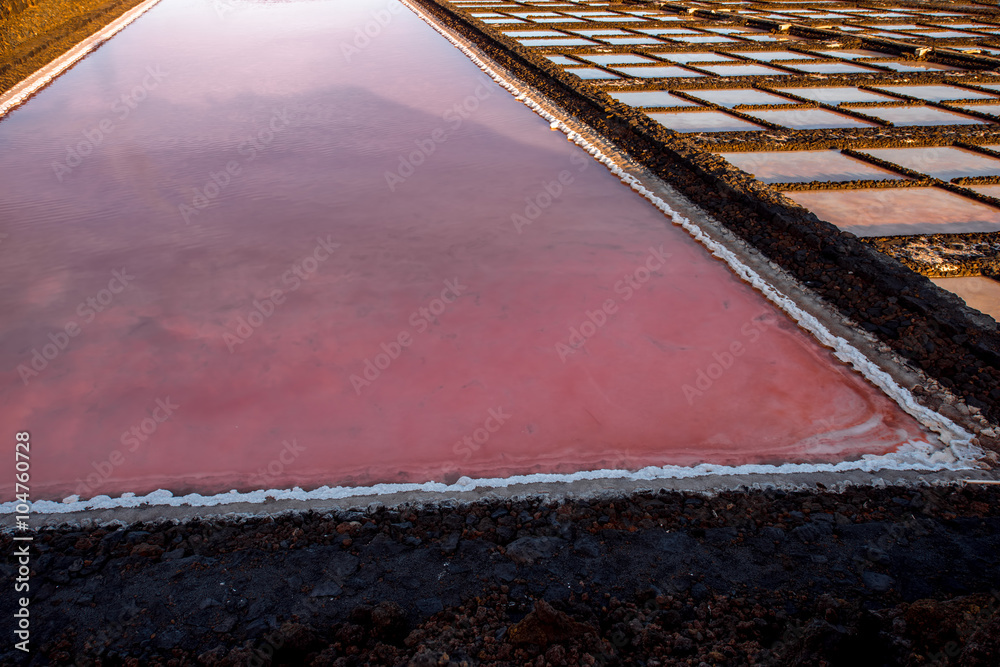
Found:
[0,0,148,95]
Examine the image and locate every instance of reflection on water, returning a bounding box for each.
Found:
[686,88,797,108]
[969,184,1000,198]
[564,66,619,80]
[672,35,737,43]
[614,65,704,78]
[601,37,663,45]
[861,147,1000,181]
[733,51,814,62]
[813,49,889,60]
[878,61,965,73]
[951,103,1000,118]
[745,108,876,129]
[872,85,997,102]
[788,62,880,74]
[720,150,906,183]
[776,86,899,105]
[609,90,699,108]
[655,52,735,63]
[861,105,988,127]
[783,187,1000,236]
[0,0,933,500]
[578,53,655,66]
[697,64,789,76]
[646,110,763,132]
[517,37,596,45]
[930,277,1000,321]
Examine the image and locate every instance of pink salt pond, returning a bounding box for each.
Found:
[930,277,1000,321]
[0,0,937,502]
[968,184,1000,199]
[783,188,1000,236]
[646,110,764,132]
[860,105,988,127]
[744,108,876,130]
[719,150,906,184]
[860,147,1000,181]
[775,86,900,105]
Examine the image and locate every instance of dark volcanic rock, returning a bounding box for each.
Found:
[6,485,1000,664]
[504,536,566,564]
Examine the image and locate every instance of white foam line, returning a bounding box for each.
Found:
[0,0,985,516]
[0,0,163,118]
[0,443,986,515]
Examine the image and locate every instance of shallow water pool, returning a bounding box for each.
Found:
[686,88,797,108]
[930,277,1000,321]
[0,0,939,501]
[744,108,877,129]
[860,147,1000,181]
[720,150,907,184]
[775,86,899,105]
[783,188,1000,235]
[646,110,765,132]
[609,90,700,108]
[860,105,989,127]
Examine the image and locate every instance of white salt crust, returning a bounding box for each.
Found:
[0,0,986,515]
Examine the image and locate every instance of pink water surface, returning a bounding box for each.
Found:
[0,0,933,501]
